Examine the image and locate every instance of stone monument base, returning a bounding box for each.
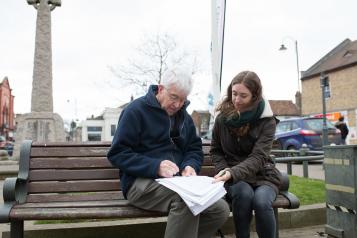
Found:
[13,112,65,159]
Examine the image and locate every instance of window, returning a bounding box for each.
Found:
[111,125,116,136]
[276,122,291,133]
[291,121,300,130]
[87,126,102,132]
[88,134,101,141]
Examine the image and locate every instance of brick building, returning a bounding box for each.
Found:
[301,38,357,144]
[191,110,210,136]
[0,77,15,141]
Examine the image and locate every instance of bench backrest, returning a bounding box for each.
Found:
[22,141,215,204]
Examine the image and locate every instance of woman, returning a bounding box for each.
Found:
[212,71,281,238]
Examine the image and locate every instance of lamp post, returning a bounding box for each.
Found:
[279,37,301,92]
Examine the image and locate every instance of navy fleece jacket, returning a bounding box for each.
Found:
[107,85,203,197]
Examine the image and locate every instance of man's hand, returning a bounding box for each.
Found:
[181,165,196,177]
[158,160,180,178]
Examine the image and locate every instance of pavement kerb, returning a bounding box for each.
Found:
[1,203,326,238]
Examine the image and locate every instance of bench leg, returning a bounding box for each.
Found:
[274,207,279,238]
[10,220,24,238]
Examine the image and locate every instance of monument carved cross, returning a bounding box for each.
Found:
[27,0,61,112]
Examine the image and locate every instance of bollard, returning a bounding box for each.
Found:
[287,162,292,175]
[300,144,309,178]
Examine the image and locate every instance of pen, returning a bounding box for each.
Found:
[218,170,226,177]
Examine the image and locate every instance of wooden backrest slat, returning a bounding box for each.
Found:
[28,180,120,193]
[199,166,215,177]
[29,169,119,181]
[30,157,112,169]
[31,146,110,157]
[19,200,129,208]
[26,191,123,203]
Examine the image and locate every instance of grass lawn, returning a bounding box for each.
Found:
[288,175,325,205]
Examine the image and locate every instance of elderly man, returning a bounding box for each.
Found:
[107,69,229,238]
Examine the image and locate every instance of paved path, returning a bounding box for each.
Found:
[219,225,327,238]
[276,162,324,180]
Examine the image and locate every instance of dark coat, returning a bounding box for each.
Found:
[335,121,349,139]
[107,85,203,197]
[211,113,281,194]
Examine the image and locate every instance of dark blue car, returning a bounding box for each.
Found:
[273,117,341,151]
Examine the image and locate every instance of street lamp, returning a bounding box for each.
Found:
[279,37,301,92]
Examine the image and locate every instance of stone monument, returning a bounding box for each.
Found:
[14,0,65,158]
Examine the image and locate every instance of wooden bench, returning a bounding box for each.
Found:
[0,140,300,238]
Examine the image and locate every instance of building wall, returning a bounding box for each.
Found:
[80,107,123,142]
[81,119,104,142]
[102,107,123,141]
[301,65,357,144]
[191,111,210,136]
[0,77,15,140]
[302,66,357,115]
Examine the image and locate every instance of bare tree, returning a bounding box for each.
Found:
[109,32,199,96]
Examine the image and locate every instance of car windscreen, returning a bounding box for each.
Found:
[303,118,335,131]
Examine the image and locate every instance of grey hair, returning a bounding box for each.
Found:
[161,69,193,95]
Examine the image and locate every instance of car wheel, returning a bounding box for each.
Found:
[272,140,283,150]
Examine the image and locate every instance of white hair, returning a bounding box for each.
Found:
[161,69,193,95]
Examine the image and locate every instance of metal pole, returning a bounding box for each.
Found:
[321,73,328,146]
[218,0,227,92]
[294,40,301,92]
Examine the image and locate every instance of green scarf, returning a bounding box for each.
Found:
[224,100,265,128]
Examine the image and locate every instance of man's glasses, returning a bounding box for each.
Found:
[165,88,186,104]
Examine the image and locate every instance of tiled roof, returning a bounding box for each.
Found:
[301,38,357,79]
[269,100,300,116]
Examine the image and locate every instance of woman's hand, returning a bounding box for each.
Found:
[213,169,231,183]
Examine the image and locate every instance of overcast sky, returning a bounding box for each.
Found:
[1,0,357,123]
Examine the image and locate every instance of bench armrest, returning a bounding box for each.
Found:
[278,172,300,209]
[0,177,28,223]
[3,177,27,203]
[279,172,289,192]
[279,191,300,209]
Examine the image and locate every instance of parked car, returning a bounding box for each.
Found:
[273,117,341,151]
[0,136,14,156]
[4,141,14,156]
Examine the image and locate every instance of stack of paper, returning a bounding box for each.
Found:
[156,176,226,216]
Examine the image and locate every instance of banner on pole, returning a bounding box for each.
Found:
[209,0,226,117]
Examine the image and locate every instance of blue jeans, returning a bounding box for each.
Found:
[227,181,277,238]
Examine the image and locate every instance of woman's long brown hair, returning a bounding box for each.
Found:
[216,71,263,118]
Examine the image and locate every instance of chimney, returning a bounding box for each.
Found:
[295,91,302,116]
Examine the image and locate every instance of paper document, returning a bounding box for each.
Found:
[156,176,226,216]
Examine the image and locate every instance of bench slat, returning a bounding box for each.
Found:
[29,169,119,181]
[28,180,120,193]
[24,196,290,209]
[10,207,166,220]
[17,200,130,208]
[27,191,124,203]
[31,147,109,157]
[199,166,215,177]
[30,157,112,169]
